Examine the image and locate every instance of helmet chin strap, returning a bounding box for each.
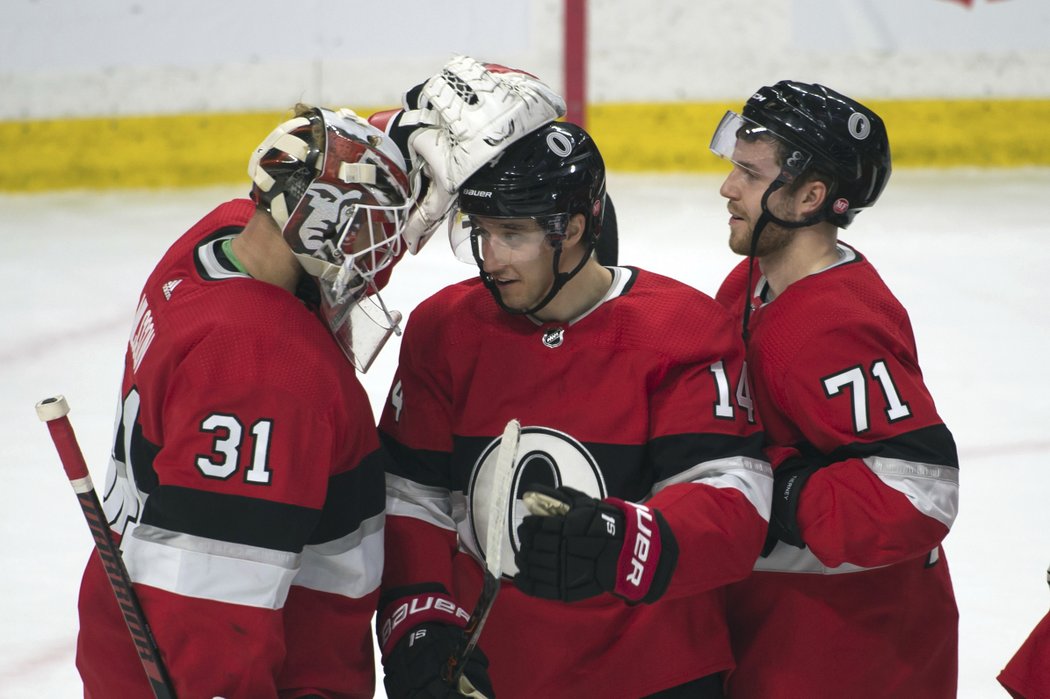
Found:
[741,180,826,342]
[476,236,594,317]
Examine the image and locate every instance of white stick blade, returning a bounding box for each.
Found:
[484,419,520,578]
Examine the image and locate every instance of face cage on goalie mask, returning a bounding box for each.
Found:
[295,199,412,372]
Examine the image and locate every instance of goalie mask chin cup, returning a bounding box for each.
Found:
[248,107,412,370]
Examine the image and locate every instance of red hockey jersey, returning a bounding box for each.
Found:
[717,245,960,698]
[999,607,1050,699]
[77,199,384,698]
[378,267,771,697]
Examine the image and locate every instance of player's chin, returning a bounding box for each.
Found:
[496,286,535,311]
[728,230,753,256]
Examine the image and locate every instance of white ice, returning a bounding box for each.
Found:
[1,169,1047,697]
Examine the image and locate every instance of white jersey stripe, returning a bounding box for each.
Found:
[196,235,248,280]
[123,524,300,609]
[865,455,959,529]
[755,540,893,575]
[293,513,385,598]
[653,456,774,522]
[385,472,457,531]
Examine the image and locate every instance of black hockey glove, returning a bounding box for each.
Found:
[762,456,824,556]
[383,622,494,699]
[378,586,494,699]
[514,485,678,604]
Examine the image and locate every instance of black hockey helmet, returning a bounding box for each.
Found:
[458,121,607,247]
[452,121,607,316]
[739,80,891,228]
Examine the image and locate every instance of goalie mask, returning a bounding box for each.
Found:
[249,107,412,372]
[451,121,606,315]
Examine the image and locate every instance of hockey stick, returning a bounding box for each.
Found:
[35,395,176,699]
[443,418,521,698]
[522,490,571,517]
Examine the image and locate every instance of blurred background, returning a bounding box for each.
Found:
[3,0,1048,191]
[2,0,1048,696]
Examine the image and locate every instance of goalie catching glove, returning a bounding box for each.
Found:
[368,55,566,254]
[378,585,495,698]
[514,485,678,604]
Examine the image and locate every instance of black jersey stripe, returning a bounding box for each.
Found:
[646,431,768,486]
[141,485,320,553]
[307,450,386,545]
[388,431,768,503]
[814,424,959,470]
[380,431,450,488]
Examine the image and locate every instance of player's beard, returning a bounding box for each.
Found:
[729,219,793,257]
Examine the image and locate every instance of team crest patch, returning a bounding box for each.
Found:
[542,327,564,348]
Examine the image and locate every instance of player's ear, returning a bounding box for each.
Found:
[563,213,587,248]
[797,179,828,219]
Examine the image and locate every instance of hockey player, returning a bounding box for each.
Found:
[710,81,960,697]
[376,120,771,698]
[75,56,565,698]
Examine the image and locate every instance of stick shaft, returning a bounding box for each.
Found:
[37,397,177,699]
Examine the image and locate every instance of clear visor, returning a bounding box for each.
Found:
[709,110,813,183]
[448,211,568,266]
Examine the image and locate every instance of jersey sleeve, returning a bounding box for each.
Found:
[643,300,773,598]
[377,301,461,594]
[770,320,959,569]
[120,328,382,697]
[998,607,1050,699]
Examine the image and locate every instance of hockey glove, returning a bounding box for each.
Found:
[762,456,824,556]
[514,485,678,604]
[370,55,565,254]
[383,622,495,699]
[378,586,494,698]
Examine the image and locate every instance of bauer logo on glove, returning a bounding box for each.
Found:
[515,485,679,605]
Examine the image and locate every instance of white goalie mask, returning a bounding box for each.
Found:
[249,107,413,372]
